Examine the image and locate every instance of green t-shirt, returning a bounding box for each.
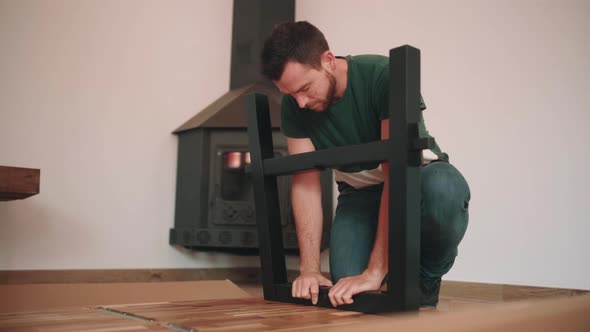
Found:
[281,54,447,180]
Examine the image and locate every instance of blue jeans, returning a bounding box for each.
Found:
[329,161,470,303]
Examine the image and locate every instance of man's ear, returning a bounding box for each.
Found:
[320,50,336,71]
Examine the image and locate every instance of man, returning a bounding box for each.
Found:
[260,21,470,308]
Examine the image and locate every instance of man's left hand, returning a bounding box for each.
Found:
[327,270,384,307]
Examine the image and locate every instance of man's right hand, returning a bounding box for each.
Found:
[292,271,333,305]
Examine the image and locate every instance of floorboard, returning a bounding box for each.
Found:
[0,281,587,332]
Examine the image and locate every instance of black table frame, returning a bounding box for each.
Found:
[245,45,433,313]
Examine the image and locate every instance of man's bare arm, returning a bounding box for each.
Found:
[288,137,332,304]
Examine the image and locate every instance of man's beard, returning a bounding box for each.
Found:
[324,70,337,106]
[311,70,336,112]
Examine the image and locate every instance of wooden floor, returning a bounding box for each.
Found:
[0,296,492,332]
[0,281,588,332]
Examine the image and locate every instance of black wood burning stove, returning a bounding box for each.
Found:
[169,0,333,253]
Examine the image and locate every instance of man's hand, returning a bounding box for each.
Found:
[328,270,385,307]
[292,271,333,305]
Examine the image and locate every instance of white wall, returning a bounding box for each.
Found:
[1,0,588,290]
[297,0,590,289]
[0,0,261,269]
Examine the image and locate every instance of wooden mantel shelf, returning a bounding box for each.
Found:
[0,166,40,201]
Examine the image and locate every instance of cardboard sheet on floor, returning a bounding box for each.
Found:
[0,279,251,312]
[0,306,173,332]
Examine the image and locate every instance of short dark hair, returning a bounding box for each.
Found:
[261,21,330,81]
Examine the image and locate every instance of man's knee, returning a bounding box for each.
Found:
[420,162,470,250]
[330,262,366,284]
[330,190,380,283]
[329,214,376,283]
[421,163,469,218]
[421,162,469,202]
[330,229,368,283]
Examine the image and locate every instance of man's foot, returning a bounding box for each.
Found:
[420,277,441,308]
